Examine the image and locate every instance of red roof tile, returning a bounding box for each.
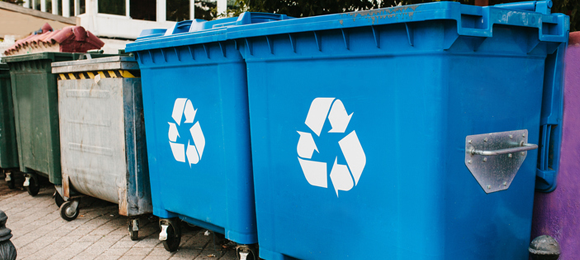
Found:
[4,23,105,56]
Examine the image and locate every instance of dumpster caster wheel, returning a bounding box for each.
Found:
[159,218,181,252]
[60,199,80,221]
[5,171,15,189]
[54,191,65,208]
[128,218,139,241]
[237,245,258,260]
[24,174,40,196]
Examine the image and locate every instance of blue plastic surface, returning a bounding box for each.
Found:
[139,29,167,38]
[126,2,568,257]
[126,13,288,245]
[533,35,567,192]
[128,12,290,52]
[495,0,553,14]
[226,2,565,259]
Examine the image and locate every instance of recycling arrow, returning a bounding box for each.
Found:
[297,131,318,159]
[339,131,365,185]
[329,158,354,195]
[328,99,352,134]
[305,98,334,136]
[183,100,197,124]
[168,123,179,142]
[297,97,366,197]
[298,158,327,188]
[168,98,206,166]
[172,98,187,126]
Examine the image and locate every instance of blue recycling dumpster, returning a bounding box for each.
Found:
[227,1,568,259]
[125,13,288,254]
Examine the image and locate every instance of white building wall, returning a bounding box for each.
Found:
[78,13,176,40]
[15,0,208,40]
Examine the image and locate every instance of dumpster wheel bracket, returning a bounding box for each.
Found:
[129,218,140,241]
[60,199,80,221]
[159,218,181,252]
[23,173,40,196]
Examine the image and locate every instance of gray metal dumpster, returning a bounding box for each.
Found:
[51,56,151,240]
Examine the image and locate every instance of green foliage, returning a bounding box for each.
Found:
[232,0,579,31]
[233,0,373,17]
[193,0,218,20]
[166,0,218,21]
[552,0,579,31]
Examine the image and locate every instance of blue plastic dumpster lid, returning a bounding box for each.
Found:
[225,1,568,42]
[126,12,290,53]
[128,1,568,53]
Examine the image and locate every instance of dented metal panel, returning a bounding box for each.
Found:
[55,57,151,217]
[123,78,152,216]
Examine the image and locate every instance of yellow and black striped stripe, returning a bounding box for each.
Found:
[58,70,140,80]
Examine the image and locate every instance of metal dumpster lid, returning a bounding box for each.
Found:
[51,55,138,74]
[2,52,115,64]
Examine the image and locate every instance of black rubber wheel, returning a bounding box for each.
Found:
[26,175,40,196]
[6,180,15,189]
[128,219,139,241]
[5,170,15,189]
[130,230,139,241]
[160,219,181,252]
[60,200,80,221]
[54,192,65,208]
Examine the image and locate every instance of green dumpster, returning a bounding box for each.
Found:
[3,53,109,196]
[0,63,19,189]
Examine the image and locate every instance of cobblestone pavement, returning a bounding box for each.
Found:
[0,172,240,260]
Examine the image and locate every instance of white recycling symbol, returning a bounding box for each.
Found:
[297,98,366,197]
[168,98,206,166]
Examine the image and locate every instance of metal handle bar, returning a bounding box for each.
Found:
[469,143,538,156]
[77,53,92,60]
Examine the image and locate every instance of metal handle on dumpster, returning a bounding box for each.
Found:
[469,143,538,156]
[465,130,537,194]
[77,53,92,60]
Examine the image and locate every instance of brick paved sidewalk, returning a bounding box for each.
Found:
[0,172,239,260]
